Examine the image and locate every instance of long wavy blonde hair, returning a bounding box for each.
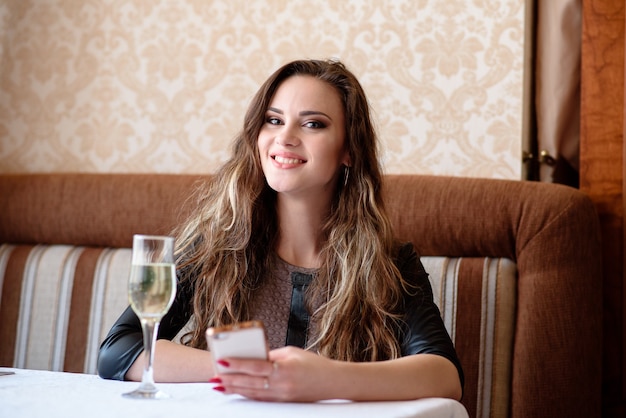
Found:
[174,59,409,362]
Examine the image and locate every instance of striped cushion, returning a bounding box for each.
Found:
[0,244,130,374]
[422,257,516,418]
[0,244,516,418]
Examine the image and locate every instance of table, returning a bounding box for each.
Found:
[0,368,469,418]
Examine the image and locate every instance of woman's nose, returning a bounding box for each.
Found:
[275,124,300,146]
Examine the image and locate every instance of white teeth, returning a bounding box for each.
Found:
[274,155,304,164]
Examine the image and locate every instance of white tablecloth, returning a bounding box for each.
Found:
[0,368,468,418]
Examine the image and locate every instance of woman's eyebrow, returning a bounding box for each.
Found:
[267,107,332,121]
[299,110,331,120]
[267,107,283,114]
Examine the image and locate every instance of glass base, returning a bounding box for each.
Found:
[122,382,169,399]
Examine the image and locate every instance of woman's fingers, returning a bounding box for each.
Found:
[211,347,328,402]
[214,357,277,377]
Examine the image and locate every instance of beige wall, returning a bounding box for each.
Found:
[0,0,526,179]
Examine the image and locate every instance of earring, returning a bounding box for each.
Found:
[343,166,350,187]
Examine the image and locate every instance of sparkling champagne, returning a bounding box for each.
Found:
[123,235,175,399]
[129,263,176,319]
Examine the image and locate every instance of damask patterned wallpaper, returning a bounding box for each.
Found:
[0,0,527,178]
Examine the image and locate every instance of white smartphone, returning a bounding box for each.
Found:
[206,320,269,374]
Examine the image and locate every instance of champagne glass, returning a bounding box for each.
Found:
[123,235,176,399]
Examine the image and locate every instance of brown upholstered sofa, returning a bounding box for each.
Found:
[0,173,602,418]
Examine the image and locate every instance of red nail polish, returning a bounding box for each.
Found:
[217,359,230,367]
[208,377,222,384]
[213,386,226,392]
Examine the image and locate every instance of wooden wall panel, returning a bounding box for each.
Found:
[580,1,625,417]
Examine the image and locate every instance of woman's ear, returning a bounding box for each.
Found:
[341,150,352,168]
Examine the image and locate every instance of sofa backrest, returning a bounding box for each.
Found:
[0,174,602,418]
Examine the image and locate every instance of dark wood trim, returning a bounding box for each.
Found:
[580,0,625,416]
[623,2,626,403]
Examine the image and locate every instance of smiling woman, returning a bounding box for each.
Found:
[98,59,464,403]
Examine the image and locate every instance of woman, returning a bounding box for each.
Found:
[98,59,463,402]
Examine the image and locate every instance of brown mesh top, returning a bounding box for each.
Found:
[250,255,318,350]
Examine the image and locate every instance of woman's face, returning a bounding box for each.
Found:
[258,75,350,198]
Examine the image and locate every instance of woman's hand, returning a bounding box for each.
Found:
[209,347,462,402]
[209,346,334,402]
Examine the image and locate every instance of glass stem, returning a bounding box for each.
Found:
[139,318,160,391]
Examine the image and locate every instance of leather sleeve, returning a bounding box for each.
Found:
[397,242,465,390]
[97,280,193,380]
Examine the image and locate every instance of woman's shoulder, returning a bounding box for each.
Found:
[393,241,429,287]
[393,241,419,265]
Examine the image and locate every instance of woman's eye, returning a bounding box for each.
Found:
[266,117,282,125]
[304,120,326,129]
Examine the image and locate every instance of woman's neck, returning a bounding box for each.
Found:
[274,194,329,268]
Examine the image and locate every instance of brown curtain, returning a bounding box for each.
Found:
[532,0,582,186]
